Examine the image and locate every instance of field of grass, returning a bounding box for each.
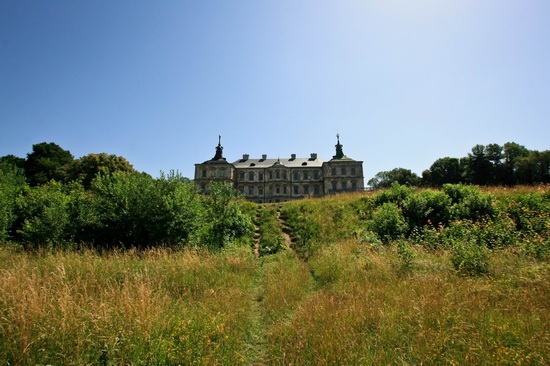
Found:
[1,185,548,364]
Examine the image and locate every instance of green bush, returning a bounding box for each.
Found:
[0,163,28,242]
[450,239,489,276]
[197,182,254,249]
[368,202,408,243]
[403,189,452,230]
[15,181,73,249]
[443,184,496,221]
[374,182,413,208]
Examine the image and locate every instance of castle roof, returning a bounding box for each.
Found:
[232,156,324,169]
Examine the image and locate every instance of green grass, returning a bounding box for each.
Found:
[1,185,548,365]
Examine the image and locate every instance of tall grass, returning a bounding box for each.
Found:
[0,246,259,365]
[1,186,548,364]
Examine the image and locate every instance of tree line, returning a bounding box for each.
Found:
[368,142,550,189]
[0,142,253,249]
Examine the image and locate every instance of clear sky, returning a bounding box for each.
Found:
[1,0,549,181]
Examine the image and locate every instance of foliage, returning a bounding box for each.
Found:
[89,171,204,248]
[402,189,452,230]
[14,181,74,249]
[197,182,254,250]
[449,238,490,276]
[71,152,136,188]
[368,202,408,243]
[0,163,28,242]
[24,142,74,186]
[256,206,285,256]
[368,167,421,189]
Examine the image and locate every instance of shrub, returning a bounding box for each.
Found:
[403,189,452,231]
[443,184,496,221]
[374,182,413,208]
[0,163,28,242]
[368,202,408,243]
[450,239,489,276]
[15,181,73,249]
[197,182,254,249]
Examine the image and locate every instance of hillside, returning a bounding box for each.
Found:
[0,185,548,364]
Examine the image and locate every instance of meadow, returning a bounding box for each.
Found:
[0,185,548,365]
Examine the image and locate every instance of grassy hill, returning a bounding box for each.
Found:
[1,185,548,364]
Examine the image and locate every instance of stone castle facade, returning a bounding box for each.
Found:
[194,135,364,203]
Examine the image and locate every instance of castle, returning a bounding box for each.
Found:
[194,135,364,203]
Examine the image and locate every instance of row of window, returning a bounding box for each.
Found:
[239,185,323,196]
[201,166,361,182]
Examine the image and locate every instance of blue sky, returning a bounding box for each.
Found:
[1,0,549,181]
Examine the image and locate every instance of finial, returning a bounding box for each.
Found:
[337,133,340,142]
[218,135,221,146]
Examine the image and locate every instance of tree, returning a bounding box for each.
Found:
[503,142,530,185]
[0,155,25,170]
[368,168,421,189]
[71,152,136,188]
[0,162,28,242]
[422,157,463,186]
[24,142,74,186]
[486,143,504,184]
[464,144,491,185]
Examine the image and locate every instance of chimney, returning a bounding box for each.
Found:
[310,153,317,160]
[261,154,267,160]
[290,154,296,160]
[242,154,249,161]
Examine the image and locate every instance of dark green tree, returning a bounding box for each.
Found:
[71,152,136,188]
[464,144,491,185]
[24,142,74,186]
[368,168,421,189]
[422,157,463,186]
[0,155,25,170]
[503,142,530,185]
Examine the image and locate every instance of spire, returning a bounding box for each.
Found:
[333,133,345,159]
[212,135,224,160]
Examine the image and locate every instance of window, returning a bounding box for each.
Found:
[293,185,299,195]
[283,171,287,179]
[332,181,337,191]
[303,185,309,195]
[351,167,356,175]
[239,172,245,181]
[283,185,287,194]
[259,173,263,181]
[352,181,357,190]
[293,171,299,180]
[239,186,244,194]
[248,172,254,181]
[276,186,280,194]
[313,171,319,180]
[258,187,263,195]
[276,170,280,179]
[314,185,320,195]
[341,167,347,175]
[248,186,254,195]
[202,170,207,178]
[331,168,336,176]
[303,171,309,180]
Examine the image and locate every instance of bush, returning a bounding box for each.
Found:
[0,163,28,242]
[15,181,73,249]
[196,183,254,249]
[368,202,408,243]
[443,184,496,221]
[374,183,413,208]
[450,239,489,276]
[403,189,452,231]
